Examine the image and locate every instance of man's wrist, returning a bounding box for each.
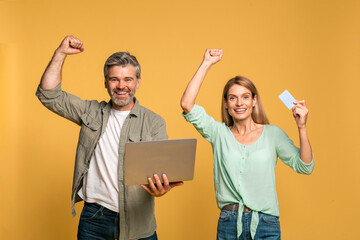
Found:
[53,49,67,61]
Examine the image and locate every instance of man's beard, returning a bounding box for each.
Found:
[110,90,135,107]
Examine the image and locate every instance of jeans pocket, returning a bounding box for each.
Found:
[217,210,237,240]
[218,210,232,222]
[260,213,280,226]
[80,204,103,221]
[256,213,281,239]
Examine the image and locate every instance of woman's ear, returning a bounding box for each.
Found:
[253,95,258,107]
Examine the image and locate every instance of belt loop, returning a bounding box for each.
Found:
[231,204,236,215]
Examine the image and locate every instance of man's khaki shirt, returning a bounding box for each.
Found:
[36,84,168,240]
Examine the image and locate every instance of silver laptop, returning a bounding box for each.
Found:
[124,138,197,185]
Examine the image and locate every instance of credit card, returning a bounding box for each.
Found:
[278,90,296,110]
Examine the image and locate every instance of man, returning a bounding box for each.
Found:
[36,35,183,240]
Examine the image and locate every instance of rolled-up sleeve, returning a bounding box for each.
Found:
[36,83,89,126]
[275,126,314,175]
[182,104,220,143]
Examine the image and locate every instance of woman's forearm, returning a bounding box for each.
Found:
[180,49,223,114]
[299,127,313,164]
[180,61,212,113]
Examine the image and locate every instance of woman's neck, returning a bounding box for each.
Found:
[231,118,259,136]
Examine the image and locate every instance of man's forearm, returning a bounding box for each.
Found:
[40,51,67,90]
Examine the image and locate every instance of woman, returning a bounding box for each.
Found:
[180,49,314,240]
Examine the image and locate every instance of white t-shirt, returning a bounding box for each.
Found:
[78,108,130,212]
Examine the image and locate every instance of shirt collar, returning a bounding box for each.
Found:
[129,97,140,117]
[103,97,140,117]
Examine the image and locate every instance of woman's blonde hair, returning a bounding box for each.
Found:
[221,76,269,126]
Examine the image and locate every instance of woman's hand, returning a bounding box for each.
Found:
[292,100,308,129]
[203,49,223,65]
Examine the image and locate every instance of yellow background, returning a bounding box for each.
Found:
[1,0,359,239]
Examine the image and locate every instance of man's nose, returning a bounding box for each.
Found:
[116,80,125,89]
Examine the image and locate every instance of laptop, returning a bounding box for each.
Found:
[124,138,197,185]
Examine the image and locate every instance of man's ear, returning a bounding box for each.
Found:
[104,80,108,88]
[136,78,141,89]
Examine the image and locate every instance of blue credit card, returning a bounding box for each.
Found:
[278,90,296,110]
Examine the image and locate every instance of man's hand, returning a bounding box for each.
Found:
[141,174,184,197]
[39,35,84,90]
[55,35,84,56]
[203,48,223,65]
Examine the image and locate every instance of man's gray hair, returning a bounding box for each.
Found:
[104,52,141,79]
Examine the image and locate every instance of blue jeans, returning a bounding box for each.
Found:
[217,208,281,240]
[78,202,158,240]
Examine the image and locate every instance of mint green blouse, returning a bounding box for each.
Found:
[183,104,314,238]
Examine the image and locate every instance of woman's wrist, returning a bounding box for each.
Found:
[298,125,307,132]
[200,60,213,69]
